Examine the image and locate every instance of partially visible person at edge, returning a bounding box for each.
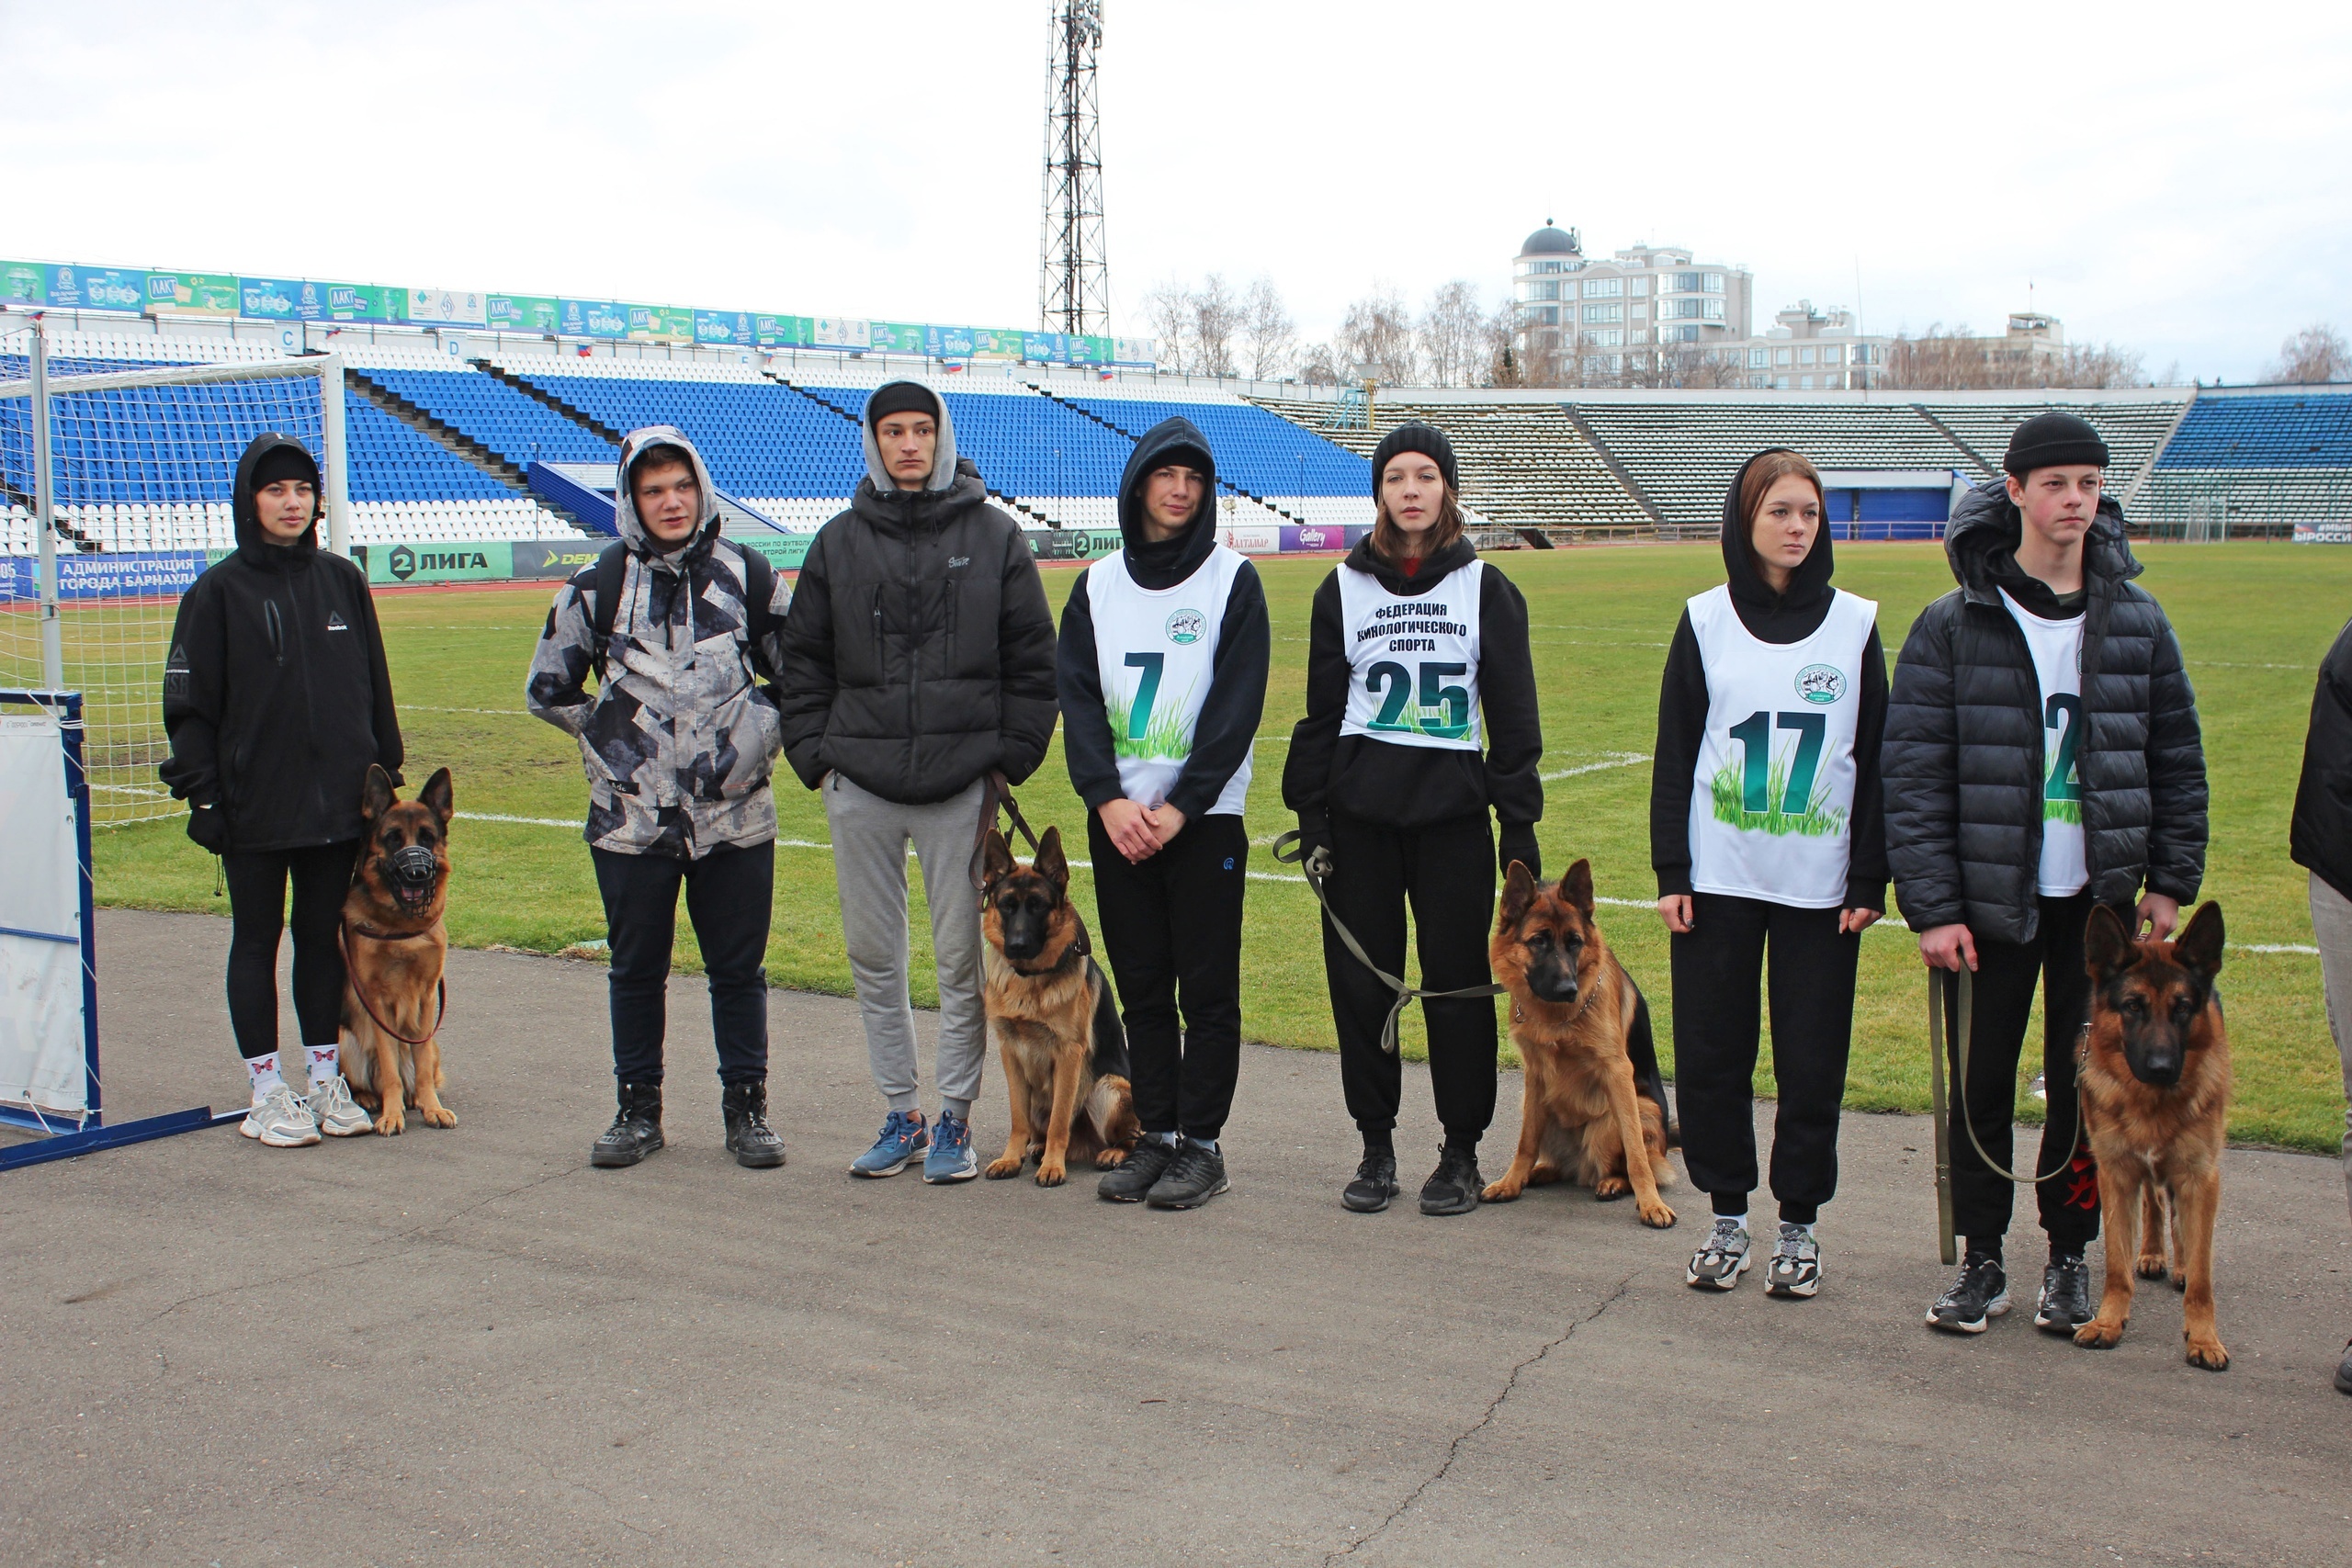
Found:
[1284,421,1545,1217]
[1651,449,1886,1302]
[1057,416,1271,1211]
[1884,412,2207,1338]
[526,427,792,1172]
[160,433,402,1148]
[2289,609,2352,1395]
[775,381,1058,1184]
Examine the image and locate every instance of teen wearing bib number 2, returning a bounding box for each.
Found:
[1284,423,1543,1217]
[1651,451,1887,1301]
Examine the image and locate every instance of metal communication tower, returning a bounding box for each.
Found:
[1038,0,1110,336]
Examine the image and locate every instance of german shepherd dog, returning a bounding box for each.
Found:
[2075,900,2231,1370]
[1483,860,1677,1228]
[977,827,1140,1186]
[341,764,457,1136]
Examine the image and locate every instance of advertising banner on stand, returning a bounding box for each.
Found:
[365,541,514,586]
[1279,523,1370,554]
[560,299,630,340]
[1022,528,1123,563]
[491,294,561,333]
[326,283,401,322]
[1023,333,1066,364]
[407,288,489,328]
[1113,337,1157,367]
[924,324,978,359]
[511,539,610,580]
[628,304,695,342]
[870,321,924,355]
[1216,524,1282,556]
[812,318,871,351]
[147,272,240,316]
[736,536,815,571]
[969,328,1023,360]
[1,262,45,305]
[753,314,807,347]
[0,552,211,601]
[239,276,333,321]
[695,310,754,346]
[38,265,149,312]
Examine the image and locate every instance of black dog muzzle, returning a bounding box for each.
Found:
[390,844,439,892]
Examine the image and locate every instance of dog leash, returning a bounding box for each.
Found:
[968,769,1043,893]
[1926,965,2090,1264]
[1272,829,1504,1057]
[338,919,448,1048]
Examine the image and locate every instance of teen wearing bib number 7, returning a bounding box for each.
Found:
[1284,423,1542,1217]
[1650,451,1886,1301]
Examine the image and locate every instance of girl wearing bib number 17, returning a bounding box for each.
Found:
[1284,423,1544,1217]
[1650,450,1887,1300]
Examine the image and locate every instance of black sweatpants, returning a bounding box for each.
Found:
[1087,812,1248,1141]
[1946,891,2102,1251]
[1671,893,1860,1225]
[222,840,357,1060]
[592,840,774,1088]
[1325,812,1498,1147]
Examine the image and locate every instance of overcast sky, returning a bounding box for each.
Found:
[6,0,2346,381]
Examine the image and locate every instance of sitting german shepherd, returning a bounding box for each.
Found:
[2074,900,2231,1370]
[1482,860,1677,1228]
[977,827,1139,1186]
[341,764,457,1136]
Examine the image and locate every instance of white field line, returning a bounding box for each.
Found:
[410,705,533,716]
[1542,752,1651,782]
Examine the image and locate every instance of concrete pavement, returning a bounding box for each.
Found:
[5,908,2349,1566]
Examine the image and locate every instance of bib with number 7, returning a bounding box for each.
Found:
[1685,581,1877,909]
[1338,559,1485,751]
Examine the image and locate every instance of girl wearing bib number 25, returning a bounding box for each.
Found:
[1650,451,1887,1300]
[1285,423,1544,1217]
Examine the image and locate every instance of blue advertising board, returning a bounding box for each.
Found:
[239,276,330,321]
[0,552,212,603]
[560,299,630,340]
[694,310,753,345]
[41,265,150,313]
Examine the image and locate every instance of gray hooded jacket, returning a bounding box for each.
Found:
[526,426,792,859]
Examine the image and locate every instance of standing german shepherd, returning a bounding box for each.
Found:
[341,764,456,1136]
[2074,900,2232,1370]
[1483,860,1677,1228]
[977,827,1139,1186]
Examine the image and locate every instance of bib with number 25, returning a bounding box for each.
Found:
[1338,559,1484,751]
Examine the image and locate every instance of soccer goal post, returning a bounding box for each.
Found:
[0,321,351,825]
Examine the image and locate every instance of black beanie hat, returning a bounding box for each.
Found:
[2002,412,2109,476]
[250,443,318,492]
[1370,421,1458,497]
[866,382,941,429]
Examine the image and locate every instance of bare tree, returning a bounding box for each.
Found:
[2057,341,2145,389]
[2267,323,2351,384]
[1885,323,2146,390]
[1191,273,1242,378]
[1241,276,1297,380]
[1296,340,1340,385]
[1141,279,1194,375]
[1338,287,1416,385]
[1417,280,1487,389]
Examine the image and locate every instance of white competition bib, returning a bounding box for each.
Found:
[1686,583,1877,908]
[1337,560,1484,751]
[1999,590,2089,897]
[1087,543,1252,816]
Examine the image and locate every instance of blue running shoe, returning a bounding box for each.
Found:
[923,1110,978,1184]
[850,1110,929,1178]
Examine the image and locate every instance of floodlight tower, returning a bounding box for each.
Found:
[1038,0,1110,337]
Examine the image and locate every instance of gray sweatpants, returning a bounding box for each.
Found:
[825,772,989,1120]
[2310,872,2352,1222]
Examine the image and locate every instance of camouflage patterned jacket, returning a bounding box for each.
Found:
[526,427,792,859]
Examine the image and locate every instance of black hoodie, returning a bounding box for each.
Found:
[1057,417,1271,818]
[1283,533,1543,836]
[159,433,403,853]
[1650,453,1888,908]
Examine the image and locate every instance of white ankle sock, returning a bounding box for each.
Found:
[305,1043,340,1087]
[1188,1135,1219,1154]
[1148,1130,1179,1147]
[245,1052,286,1101]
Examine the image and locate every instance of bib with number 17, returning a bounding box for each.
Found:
[1338,560,1485,750]
[1685,582,1877,908]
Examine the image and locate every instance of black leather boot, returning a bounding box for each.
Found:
[591,1081,664,1168]
[722,1080,786,1169]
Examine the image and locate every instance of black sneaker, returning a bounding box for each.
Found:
[1419,1146,1483,1216]
[2036,1252,2094,1335]
[1098,1137,1178,1202]
[1342,1150,1400,1213]
[1147,1141,1229,1210]
[1927,1250,2010,1334]
[591,1082,664,1169]
[721,1080,786,1168]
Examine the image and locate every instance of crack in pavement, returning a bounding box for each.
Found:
[141,1163,587,1325]
[1323,1270,1636,1564]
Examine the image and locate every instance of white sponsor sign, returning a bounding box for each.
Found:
[812,317,872,350]
[1217,525,1281,556]
[2292,522,2352,544]
[408,287,489,328]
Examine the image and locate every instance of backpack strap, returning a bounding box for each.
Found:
[589,540,629,684]
[736,542,782,684]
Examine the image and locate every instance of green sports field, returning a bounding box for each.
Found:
[89,542,2352,1151]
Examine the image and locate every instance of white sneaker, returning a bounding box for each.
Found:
[241,1082,322,1147]
[308,1074,373,1137]
[1765,1222,1822,1298]
[1686,1217,1752,1290]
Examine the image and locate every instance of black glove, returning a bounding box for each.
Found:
[1498,825,1540,882]
[186,801,228,852]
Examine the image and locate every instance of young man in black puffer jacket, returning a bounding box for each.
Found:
[1885,412,2207,1339]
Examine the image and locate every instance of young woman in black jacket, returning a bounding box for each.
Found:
[160,433,403,1147]
[1650,450,1886,1301]
[1284,423,1542,1216]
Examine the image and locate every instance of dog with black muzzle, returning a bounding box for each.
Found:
[2073,900,2232,1369]
[341,764,457,1135]
[977,826,1139,1186]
